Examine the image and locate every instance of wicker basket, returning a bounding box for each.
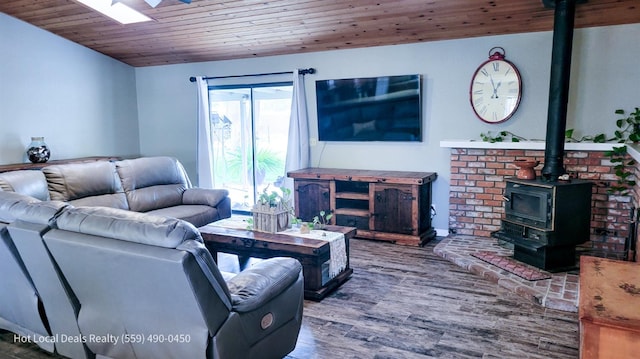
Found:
[252,203,289,233]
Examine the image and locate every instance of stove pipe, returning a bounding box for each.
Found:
[541,0,582,181]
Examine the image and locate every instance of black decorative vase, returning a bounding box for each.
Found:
[26,137,51,163]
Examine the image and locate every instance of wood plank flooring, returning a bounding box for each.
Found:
[0,237,579,359]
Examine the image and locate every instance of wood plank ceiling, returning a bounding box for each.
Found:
[2,0,639,67]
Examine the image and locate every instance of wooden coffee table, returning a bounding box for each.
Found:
[199,223,356,301]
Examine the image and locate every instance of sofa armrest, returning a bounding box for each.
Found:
[182,188,229,208]
[226,257,302,313]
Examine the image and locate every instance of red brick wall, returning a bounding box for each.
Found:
[448,148,633,257]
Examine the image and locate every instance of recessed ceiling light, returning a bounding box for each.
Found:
[75,0,153,24]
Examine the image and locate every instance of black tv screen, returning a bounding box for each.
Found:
[316,74,422,142]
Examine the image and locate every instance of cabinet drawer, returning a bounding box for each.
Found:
[336,215,369,230]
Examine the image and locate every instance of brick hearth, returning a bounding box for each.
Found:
[434,235,580,312]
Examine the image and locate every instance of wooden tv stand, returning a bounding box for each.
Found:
[287,168,437,246]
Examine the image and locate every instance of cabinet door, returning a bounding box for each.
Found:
[294,180,331,222]
[372,184,415,235]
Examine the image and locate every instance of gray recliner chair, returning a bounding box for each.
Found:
[43,206,304,359]
[0,191,92,359]
[0,191,52,352]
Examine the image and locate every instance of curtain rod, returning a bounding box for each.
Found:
[189,68,315,82]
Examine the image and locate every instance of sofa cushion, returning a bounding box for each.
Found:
[0,170,50,201]
[0,191,41,223]
[116,157,190,213]
[147,205,221,228]
[183,188,229,208]
[43,161,128,210]
[11,201,69,226]
[53,206,202,249]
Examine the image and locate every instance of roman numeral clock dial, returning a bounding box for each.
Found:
[470,47,522,124]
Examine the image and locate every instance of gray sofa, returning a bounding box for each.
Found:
[0,156,231,227]
[0,157,304,358]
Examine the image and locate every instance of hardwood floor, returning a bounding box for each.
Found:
[0,237,579,359]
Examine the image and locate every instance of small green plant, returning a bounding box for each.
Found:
[312,210,333,229]
[257,185,291,208]
[480,131,527,143]
[257,189,280,207]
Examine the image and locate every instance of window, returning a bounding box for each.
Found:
[208,82,293,213]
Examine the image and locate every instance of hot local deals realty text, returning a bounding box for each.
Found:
[16,334,121,345]
[14,333,191,345]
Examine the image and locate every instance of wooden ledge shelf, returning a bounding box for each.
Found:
[0,156,120,173]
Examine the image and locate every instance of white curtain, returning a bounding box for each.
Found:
[283,70,310,193]
[196,76,215,188]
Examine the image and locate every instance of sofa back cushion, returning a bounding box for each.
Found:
[0,170,50,201]
[54,206,201,248]
[43,161,128,210]
[116,157,191,213]
[0,191,42,223]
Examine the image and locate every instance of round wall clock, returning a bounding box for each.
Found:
[469,47,522,124]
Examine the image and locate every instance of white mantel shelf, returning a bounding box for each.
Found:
[440,140,640,162]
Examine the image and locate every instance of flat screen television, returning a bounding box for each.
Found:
[315,74,422,142]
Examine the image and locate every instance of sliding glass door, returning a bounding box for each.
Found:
[208,83,293,213]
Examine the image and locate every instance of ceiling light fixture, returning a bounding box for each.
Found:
[142,0,191,8]
[75,0,152,24]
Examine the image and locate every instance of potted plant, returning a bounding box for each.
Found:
[252,185,294,233]
[311,210,333,230]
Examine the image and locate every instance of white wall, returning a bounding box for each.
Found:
[0,13,140,164]
[135,23,640,234]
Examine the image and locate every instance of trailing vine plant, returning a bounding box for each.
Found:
[566,107,640,195]
[603,108,640,195]
[478,107,640,195]
[479,131,527,143]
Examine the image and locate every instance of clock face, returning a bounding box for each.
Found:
[470,59,522,124]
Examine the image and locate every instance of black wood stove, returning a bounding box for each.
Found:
[492,0,593,271]
[492,178,592,271]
